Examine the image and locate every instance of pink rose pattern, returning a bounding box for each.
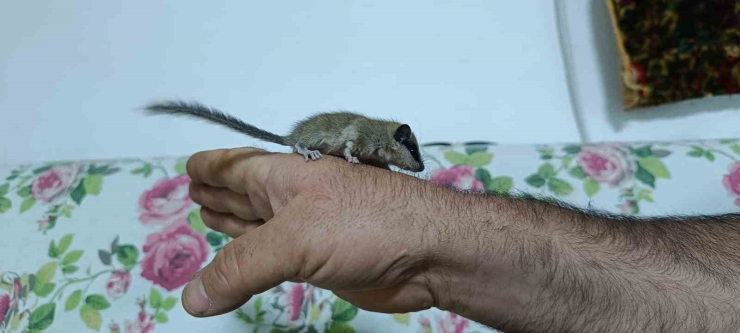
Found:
[435,313,471,333]
[0,294,8,326]
[0,276,22,329]
[138,175,192,226]
[37,216,52,232]
[113,299,157,333]
[577,144,636,187]
[431,165,484,192]
[286,283,305,321]
[106,270,133,299]
[417,313,475,333]
[0,164,210,333]
[31,164,83,204]
[619,200,638,215]
[723,162,740,206]
[125,311,155,333]
[418,317,432,333]
[141,219,208,291]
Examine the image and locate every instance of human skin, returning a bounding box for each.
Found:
[181,147,740,332]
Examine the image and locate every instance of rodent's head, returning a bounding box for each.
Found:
[388,124,424,172]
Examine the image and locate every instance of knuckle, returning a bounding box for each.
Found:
[212,149,232,172]
[223,147,241,159]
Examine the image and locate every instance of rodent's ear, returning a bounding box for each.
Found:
[394,124,412,142]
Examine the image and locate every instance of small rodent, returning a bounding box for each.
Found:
[143,100,425,172]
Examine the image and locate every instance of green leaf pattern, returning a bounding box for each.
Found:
[1,196,184,333]
[80,304,102,331]
[434,145,510,195]
[511,143,682,214]
[4,162,121,231]
[29,303,56,331]
[427,142,736,216]
[65,290,83,311]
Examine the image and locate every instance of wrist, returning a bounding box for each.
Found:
[418,192,545,326]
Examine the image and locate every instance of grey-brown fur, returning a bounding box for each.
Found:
[142,100,424,172]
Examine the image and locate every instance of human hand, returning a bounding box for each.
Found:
[182,146,740,332]
[181,147,445,317]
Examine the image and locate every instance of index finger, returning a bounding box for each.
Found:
[186,147,271,194]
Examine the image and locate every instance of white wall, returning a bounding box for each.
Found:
[4,0,740,165]
[0,0,580,164]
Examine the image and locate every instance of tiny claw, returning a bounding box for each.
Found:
[295,144,322,162]
[309,150,322,160]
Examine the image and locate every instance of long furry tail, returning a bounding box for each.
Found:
[143,100,286,145]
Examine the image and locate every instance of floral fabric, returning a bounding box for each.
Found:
[424,140,740,216]
[607,0,740,109]
[2,139,740,332]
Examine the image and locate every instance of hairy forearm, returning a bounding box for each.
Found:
[416,185,740,332]
[326,162,740,331]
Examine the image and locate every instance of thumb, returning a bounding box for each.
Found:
[182,216,301,317]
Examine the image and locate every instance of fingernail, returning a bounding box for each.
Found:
[183,273,213,316]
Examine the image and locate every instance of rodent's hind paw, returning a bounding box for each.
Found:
[295,144,322,162]
[347,156,360,164]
